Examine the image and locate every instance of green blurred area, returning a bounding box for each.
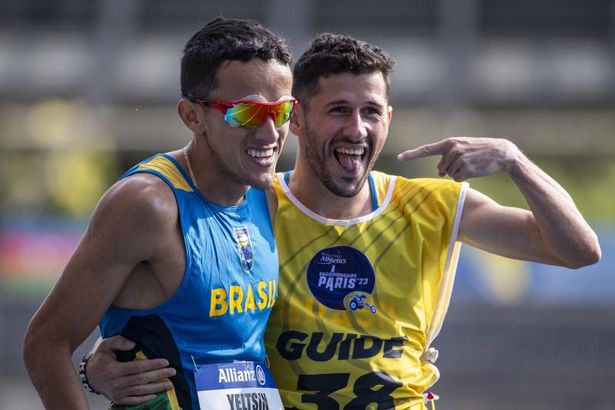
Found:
[1,148,117,218]
[462,156,615,222]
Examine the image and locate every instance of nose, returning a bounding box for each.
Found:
[253,115,279,144]
[344,111,368,141]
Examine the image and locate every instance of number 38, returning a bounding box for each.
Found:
[297,371,402,409]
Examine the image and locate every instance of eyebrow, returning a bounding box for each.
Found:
[325,99,385,108]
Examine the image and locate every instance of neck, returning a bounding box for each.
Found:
[184,140,248,206]
[288,166,372,220]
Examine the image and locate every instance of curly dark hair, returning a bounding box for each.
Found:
[292,33,395,105]
[181,17,292,99]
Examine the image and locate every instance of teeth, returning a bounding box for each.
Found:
[336,147,364,156]
[247,148,274,158]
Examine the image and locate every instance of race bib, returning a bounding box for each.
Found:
[194,361,283,410]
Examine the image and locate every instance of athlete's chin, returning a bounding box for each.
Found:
[247,172,275,190]
[329,164,370,194]
[326,180,364,198]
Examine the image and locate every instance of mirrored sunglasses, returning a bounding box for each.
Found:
[186,96,297,129]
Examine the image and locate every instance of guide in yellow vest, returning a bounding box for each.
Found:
[263,33,598,409]
[266,171,464,409]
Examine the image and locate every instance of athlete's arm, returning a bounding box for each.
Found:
[23,175,178,409]
[398,136,601,267]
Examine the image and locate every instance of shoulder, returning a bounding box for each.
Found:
[371,170,460,189]
[91,173,178,237]
[383,174,466,217]
[386,173,463,197]
[123,152,194,192]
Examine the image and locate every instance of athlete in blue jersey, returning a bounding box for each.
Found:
[23,17,294,409]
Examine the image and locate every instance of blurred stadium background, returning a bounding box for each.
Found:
[1,0,614,409]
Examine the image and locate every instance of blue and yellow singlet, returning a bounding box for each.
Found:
[99,154,278,410]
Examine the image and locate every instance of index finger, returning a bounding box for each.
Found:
[397,140,448,161]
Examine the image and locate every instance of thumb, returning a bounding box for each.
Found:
[100,335,136,352]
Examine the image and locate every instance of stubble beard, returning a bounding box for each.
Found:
[303,124,372,198]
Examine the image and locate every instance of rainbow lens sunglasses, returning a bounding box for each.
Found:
[186,96,297,129]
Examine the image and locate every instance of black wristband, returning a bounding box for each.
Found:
[79,352,100,395]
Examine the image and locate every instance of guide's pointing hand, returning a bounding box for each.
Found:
[397,140,449,162]
[397,137,520,181]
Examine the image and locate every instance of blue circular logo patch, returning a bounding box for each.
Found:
[255,364,266,386]
[307,246,376,312]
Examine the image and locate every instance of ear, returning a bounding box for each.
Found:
[387,105,393,124]
[177,98,205,134]
[290,103,305,137]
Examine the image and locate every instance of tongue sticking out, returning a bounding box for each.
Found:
[337,153,362,172]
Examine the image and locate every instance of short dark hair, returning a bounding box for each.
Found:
[292,33,395,105]
[181,17,292,99]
